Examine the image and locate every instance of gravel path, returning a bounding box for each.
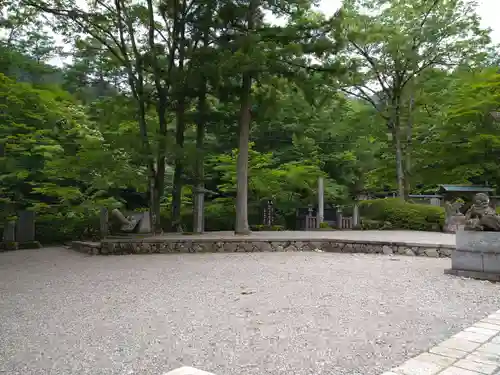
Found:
[0,248,499,375]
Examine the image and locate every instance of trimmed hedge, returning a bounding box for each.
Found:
[359,198,445,231]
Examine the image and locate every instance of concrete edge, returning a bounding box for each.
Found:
[445,268,500,282]
[380,309,500,375]
[72,241,101,248]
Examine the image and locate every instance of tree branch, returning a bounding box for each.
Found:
[348,38,391,96]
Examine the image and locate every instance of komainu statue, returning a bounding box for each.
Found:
[464,193,500,231]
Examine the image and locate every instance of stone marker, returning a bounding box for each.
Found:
[336,208,343,229]
[3,220,16,242]
[353,203,360,227]
[16,211,35,243]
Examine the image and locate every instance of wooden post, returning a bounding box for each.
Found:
[317,177,324,228]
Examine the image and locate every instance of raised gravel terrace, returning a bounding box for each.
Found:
[1,247,499,375]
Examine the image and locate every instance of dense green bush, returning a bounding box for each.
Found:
[359,198,445,231]
[36,212,100,244]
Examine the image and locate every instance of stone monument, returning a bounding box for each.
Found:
[1,211,41,251]
[445,193,500,281]
[109,208,151,235]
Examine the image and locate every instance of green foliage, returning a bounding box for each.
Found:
[35,212,100,244]
[360,199,445,231]
[0,72,142,224]
[250,224,285,231]
[208,142,345,206]
[360,219,393,230]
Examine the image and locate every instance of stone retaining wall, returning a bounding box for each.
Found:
[71,239,453,257]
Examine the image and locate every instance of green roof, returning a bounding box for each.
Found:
[437,184,494,193]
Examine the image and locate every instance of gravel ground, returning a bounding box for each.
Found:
[0,248,499,375]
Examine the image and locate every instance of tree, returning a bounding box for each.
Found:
[339,0,491,198]
[416,67,500,187]
[0,73,139,224]
[214,1,344,233]
[23,0,190,231]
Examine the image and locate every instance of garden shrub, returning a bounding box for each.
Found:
[250,224,285,231]
[360,219,393,230]
[319,222,332,229]
[359,198,445,231]
[36,212,100,244]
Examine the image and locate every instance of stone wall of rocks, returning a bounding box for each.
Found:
[71,239,453,257]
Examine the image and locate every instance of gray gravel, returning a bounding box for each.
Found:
[0,248,499,375]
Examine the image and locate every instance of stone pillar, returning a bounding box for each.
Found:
[336,207,343,229]
[307,204,314,230]
[193,187,205,234]
[317,177,324,228]
[353,203,360,227]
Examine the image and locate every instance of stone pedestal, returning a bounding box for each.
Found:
[445,230,500,281]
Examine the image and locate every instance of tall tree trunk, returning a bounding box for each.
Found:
[146,0,173,232]
[235,72,252,234]
[404,92,415,200]
[171,97,186,232]
[193,88,206,233]
[192,5,212,234]
[394,128,405,199]
[235,0,258,235]
[170,1,187,232]
[391,85,405,200]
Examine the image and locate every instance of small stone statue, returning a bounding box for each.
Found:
[444,200,465,233]
[464,193,500,231]
[445,201,463,217]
